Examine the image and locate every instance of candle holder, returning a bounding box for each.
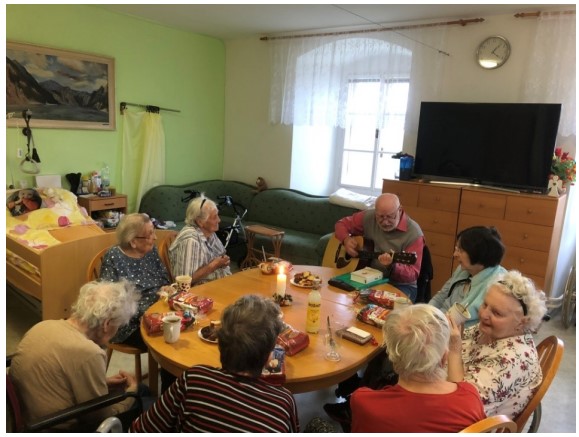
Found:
[272,292,293,307]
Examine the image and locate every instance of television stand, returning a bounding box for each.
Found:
[425,180,521,194]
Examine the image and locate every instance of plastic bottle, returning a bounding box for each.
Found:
[306,279,322,334]
[101,164,110,192]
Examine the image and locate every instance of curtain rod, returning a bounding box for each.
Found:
[514,10,576,18]
[260,18,484,41]
[120,101,181,114]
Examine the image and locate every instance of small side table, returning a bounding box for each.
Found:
[241,225,285,269]
[78,194,127,232]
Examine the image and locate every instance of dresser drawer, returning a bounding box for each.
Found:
[502,247,548,278]
[505,196,558,226]
[418,185,461,212]
[423,231,456,258]
[458,215,552,252]
[86,196,127,211]
[382,180,419,207]
[409,208,458,236]
[460,190,506,219]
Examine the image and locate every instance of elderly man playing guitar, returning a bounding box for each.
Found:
[334,193,424,302]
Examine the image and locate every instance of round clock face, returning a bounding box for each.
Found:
[477,36,511,69]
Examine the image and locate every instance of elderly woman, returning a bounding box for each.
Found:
[350,304,485,432]
[169,194,231,285]
[10,281,140,431]
[100,213,171,349]
[430,226,506,327]
[130,295,300,432]
[448,270,547,419]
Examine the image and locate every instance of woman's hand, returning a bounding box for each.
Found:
[446,315,465,382]
[212,254,230,270]
[447,314,464,352]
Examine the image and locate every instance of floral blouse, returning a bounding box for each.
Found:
[461,325,542,419]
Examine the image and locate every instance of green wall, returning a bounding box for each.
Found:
[6,4,226,205]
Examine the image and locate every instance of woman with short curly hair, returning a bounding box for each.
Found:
[448,269,548,419]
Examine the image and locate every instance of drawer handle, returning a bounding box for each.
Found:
[104,202,114,206]
[435,196,441,201]
[433,219,439,224]
[523,233,529,240]
[519,258,525,264]
[527,209,534,214]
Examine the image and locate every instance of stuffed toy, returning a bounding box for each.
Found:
[254,177,268,193]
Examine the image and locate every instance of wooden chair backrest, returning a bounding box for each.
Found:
[86,246,111,282]
[513,335,564,432]
[157,230,178,282]
[459,415,517,433]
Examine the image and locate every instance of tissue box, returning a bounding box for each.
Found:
[351,267,383,284]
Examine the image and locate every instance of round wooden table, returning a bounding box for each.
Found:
[141,265,404,395]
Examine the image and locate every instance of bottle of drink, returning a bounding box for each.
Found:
[101,164,110,193]
[306,279,322,334]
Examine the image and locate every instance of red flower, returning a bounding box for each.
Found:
[555,147,562,157]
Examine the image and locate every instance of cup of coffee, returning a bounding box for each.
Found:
[171,275,192,293]
[393,296,412,310]
[162,314,182,344]
[447,303,471,325]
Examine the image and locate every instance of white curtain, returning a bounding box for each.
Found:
[521,13,576,138]
[121,110,166,213]
[269,27,449,133]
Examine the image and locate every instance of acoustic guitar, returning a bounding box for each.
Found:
[322,235,418,276]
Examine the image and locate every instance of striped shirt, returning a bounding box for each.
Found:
[129,365,300,432]
[169,225,231,285]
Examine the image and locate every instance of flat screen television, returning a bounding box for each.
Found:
[413,102,562,193]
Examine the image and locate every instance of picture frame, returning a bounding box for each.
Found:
[6,41,115,130]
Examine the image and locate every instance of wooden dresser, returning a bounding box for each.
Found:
[382,179,567,295]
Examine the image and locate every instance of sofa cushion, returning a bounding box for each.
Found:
[139,180,255,226]
[247,189,357,236]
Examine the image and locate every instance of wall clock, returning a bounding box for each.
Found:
[476,36,511,69]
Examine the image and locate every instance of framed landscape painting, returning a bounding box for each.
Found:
[6,41,115,130]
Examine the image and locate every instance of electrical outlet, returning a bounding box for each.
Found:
[17,148,23,158]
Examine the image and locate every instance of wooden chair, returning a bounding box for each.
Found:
[86,246,146,385]
[460,415,517,433]
[513,335,564,432]
[157,230,178,282]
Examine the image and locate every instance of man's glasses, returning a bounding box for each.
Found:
[375,208,400,221]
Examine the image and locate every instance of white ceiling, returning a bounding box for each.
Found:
[100,4,571,41]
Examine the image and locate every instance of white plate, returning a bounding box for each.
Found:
[290,277,321,288]
[198,328,218,344]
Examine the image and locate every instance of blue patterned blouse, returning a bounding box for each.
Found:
[100,245,171,342]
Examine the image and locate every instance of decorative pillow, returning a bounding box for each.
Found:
[329,188,376,210]
[6,189,43,216]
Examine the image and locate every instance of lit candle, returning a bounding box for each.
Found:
[276,266,286,297]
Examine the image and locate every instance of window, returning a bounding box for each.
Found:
[338,79,409,192]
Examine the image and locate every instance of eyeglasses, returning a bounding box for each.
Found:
[497,280,528,315]
[375,208,400,221]
[135,233,155,240]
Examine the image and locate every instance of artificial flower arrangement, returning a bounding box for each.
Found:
[551,148,576,184]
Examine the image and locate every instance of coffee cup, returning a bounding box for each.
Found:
[171,275,192,293]
[258,262,275,275]
[447,303,471,326]
[162,314,182,343]
[393,296,412,310]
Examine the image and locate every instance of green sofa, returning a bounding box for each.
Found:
[138,180,359,266]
